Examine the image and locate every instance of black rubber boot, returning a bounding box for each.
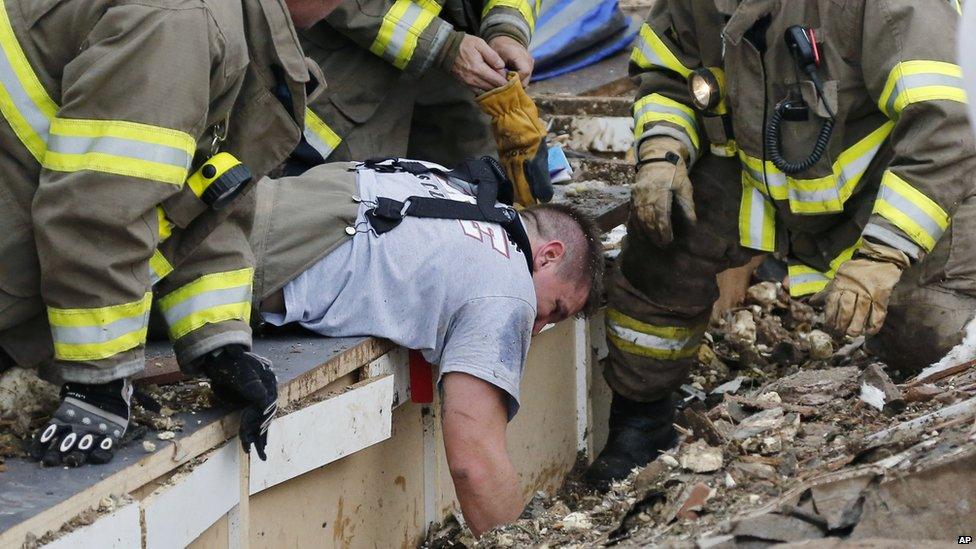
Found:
[584,392,678,489]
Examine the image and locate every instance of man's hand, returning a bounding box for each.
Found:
[452,34,509,92]
[442,372,521,536]
[488,36,534,84]
[200,345,278,460]
[632,136,696,247]
[815,241,909,339]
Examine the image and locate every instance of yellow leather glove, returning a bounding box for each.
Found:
[816,240,909,339]
[475,72,552,206]
[633,136,696,247]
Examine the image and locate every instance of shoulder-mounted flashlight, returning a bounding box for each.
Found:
[187,152,252,210]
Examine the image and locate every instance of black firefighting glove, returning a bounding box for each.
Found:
[199,345,277,460]
[30,378,132,467]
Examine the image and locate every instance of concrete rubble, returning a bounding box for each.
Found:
[426,280,976,548]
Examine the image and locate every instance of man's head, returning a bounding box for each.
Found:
[283,0,341,29]
[520,203,605,334]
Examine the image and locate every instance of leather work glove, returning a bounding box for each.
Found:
[815,240,910,339]
[199,345,278,460]
[30,378,132,467]
[475,72,553,206]
[632,136,696,247]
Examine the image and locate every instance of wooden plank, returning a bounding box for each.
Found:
[227,444,250,549]
[364,347,410,407]
[575,317,591,453]
[0,337,389,547]
[248,375,394,495]
[41,502,141,549]
[142,442,241,549]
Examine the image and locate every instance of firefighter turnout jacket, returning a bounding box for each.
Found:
[0,0,312,383]
[295,0,539,165]
[630,0,974,296]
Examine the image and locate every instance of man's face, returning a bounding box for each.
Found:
[530,241,588,334]
[284,0,342,29]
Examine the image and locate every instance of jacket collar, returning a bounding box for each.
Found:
[719,0,779,46]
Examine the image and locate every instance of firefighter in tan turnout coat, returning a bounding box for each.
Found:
[587,0,976,486]
[290,0,539,170]
[0,0,336,467]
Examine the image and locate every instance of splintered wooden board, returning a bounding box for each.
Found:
[0,336,391,547]
[249,375,394,494]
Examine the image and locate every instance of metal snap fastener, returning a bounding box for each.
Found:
[345,226,356,235]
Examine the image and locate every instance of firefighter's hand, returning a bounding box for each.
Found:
[632,137,696,247]
[815,241,909,339]
[200,345,278,460]
[453,34,509,92]
[488,36,534,84]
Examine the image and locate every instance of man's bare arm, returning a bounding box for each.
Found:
[441,372,522,536]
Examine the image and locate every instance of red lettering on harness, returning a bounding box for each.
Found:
[458,220,510,258]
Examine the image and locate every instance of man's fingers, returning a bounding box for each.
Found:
[475,39,506,71]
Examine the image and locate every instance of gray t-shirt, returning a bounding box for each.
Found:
[262,165,536,417]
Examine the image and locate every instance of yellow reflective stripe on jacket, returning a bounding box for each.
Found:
[48,292,152,361]
[872,171,949,251]
[739,122,893,214]
[633,93,700,151]
[43,117,195,185]
[786,241,859,297]
[630,23,692,77]
[370,0,443,70]
[303,108,342,161]
[738,180,776,252]
[482,0,537,31]
[149,249,173,285]
[158,268,253,340]
[606,308,704,360]
[878,60,967,118]
[0,0,58,161]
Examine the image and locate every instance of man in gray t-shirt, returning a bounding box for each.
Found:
[256,161,603,535]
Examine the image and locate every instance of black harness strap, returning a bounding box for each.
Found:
[361,157,534,273]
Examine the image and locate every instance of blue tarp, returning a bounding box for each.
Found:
[529,0,640,81]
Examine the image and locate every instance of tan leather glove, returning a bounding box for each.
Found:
[475,72,552,206]
[633,136,696,247]
[816,240,909,339]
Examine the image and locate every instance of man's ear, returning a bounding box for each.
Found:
[533,240,565,270]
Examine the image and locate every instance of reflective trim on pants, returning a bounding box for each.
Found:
[878,60,968,118]
[48,293,153,361]
[605,308,704,360]
[158,268,254,341]
[872,171,950,252]
[786,240,860,297]
[369,0,444,70]
[738,180,776,252]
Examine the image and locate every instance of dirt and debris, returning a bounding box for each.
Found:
[426,280,976,548]
[22,494,133,548]
[0,371,214,462]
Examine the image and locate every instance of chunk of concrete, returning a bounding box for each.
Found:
[679,440,724,473]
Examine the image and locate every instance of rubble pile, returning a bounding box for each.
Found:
[428,282,976,548]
